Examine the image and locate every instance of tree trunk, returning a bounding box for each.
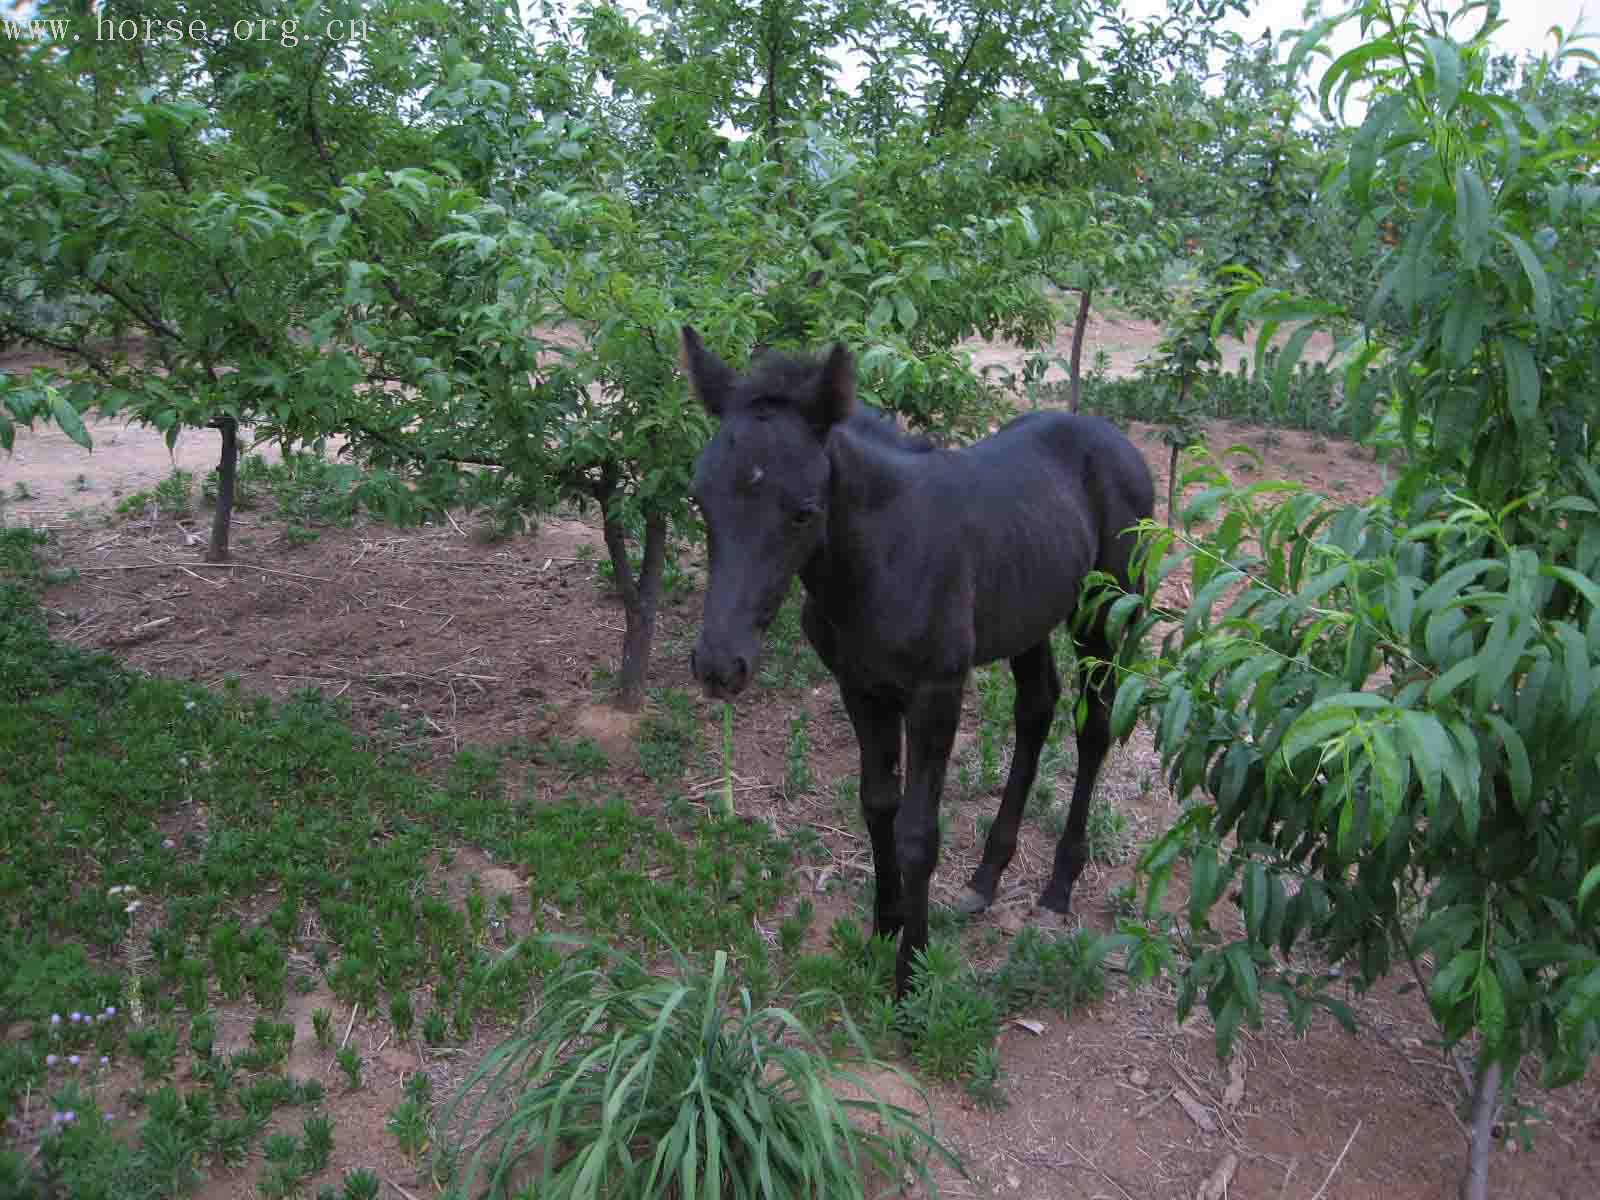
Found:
[599,497,669,713]
[1068,286,1092,413]
[207,416,238,563]
[1458,1056,1502,1200]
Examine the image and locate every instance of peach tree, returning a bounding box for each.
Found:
[1107,5,1600,1197]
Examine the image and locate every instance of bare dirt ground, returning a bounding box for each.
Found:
[4,313,1597,1199]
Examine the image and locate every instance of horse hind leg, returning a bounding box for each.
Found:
[1040,627,1114,914]
[957,641,1061,914]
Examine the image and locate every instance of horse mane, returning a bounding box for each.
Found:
[745,346,937,454]
[848,405,938,454]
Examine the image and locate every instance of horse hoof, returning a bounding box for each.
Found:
[1037,891,1071,916]
[953,887,991,915]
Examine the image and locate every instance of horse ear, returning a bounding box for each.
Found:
[814,343,856,429]
[681,327,738,415]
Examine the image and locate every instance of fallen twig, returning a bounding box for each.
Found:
[1308,1120,1361,1200]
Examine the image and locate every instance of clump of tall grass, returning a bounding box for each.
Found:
[437,939,963,1198]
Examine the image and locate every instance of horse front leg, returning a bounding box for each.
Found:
[894,680,964,997]
[836,683,906,942]
[1041,630,1115,914]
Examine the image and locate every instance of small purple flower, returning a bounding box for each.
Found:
[103,1006,116,1018]
[49,1013,61,1026]
[68,1055,80,1067]
[62,1111,75,1124]
[45,1054,57,1066]
[99,1055,110,1066]
[162,838,176,849]
[69,1012,81,1024]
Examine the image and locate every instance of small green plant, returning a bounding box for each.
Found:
[283,524,321,547]
[386,1097,431,1159]
[11,481,33,500]
[895,942,1000,1083]
[334,1046,362,1090]
[783,711,814,797]
[636,688,699,788]
[964,1044,1008,1110]
[992,927,1118,1014]
[154,469,193,516]
[312,1008,333,1049]
[1085,798,1132,865]
[421,1010,448,1045]
[341,1169,382,1200]
[438,940,960,1198]
[389,991,414,1038]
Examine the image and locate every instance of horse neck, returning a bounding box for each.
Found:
[799,425,913,609]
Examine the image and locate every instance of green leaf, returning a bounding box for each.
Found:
[1271,324,1320,416]
[1241,862,1267,944]
[1430,949,1478,1011]
[1223,942,1260,1017]
[1476,965,1506,1052]
[1424,37,1463,114]
[1447,719,1483,839]
[1109,674,1147,741]
[1453,165,1492,268]
[1483,714,1532,814]
[1473,607,1531,714]
[1577,864,1600,917]
[1439,282,1489,368]
[894,295,917,332]
[50,391,93,451]
[1498,232,1552,323]
[1499,335,1540,435]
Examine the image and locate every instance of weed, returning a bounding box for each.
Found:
[992,927,1117,1014]
[896,943,1000,1082]
[438,941,960,1198]
[312,1008,333,1049]
[341,1169,382,1200]
[389,991,414,1039]
[11,481,33,500]
[386,1097,431,1159]
[335,1046,362,1090]
[421,1010,448,1045]
[964,1044,1009,1110]
[535,734,609,780]
[784,710,814,797]
[1086,798,1132,865]
[154,470,193,516]
[636,688,699,788]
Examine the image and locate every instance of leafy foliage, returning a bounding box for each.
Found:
[1107,6,1600,1181]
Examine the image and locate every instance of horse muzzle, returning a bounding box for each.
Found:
[690,640,753,699]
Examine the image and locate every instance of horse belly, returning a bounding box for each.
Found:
[967,509,1095,664]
